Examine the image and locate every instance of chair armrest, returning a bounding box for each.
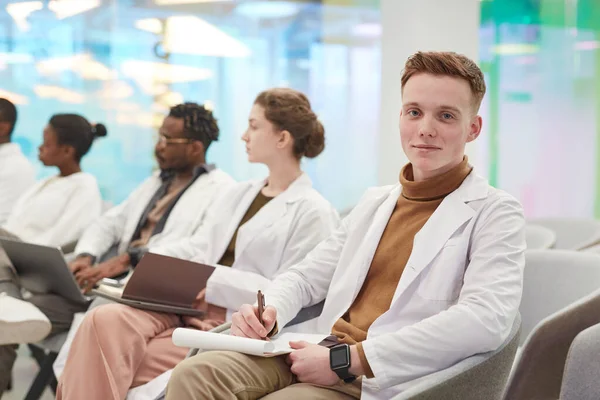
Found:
[392,352,493,399]
[393,314,521,399]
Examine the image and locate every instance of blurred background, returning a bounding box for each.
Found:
[0,0,599,217]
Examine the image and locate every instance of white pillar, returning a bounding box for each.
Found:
[378,0,481,185]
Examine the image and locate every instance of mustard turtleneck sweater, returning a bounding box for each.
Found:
[331,157,473,377]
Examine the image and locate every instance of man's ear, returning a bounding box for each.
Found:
[189,140,206,158]
[467,115,482,143]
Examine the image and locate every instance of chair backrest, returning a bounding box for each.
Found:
[559,322,600,400]
[526,218,600,250]
[520,250,600,344]
[525,224,556,250]
[393,314,521,400]
[503,287,600,400]
[286,301,324,327]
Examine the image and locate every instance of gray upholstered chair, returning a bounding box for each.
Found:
[390,314,521,400]
[519,250,600,345]
[526,218,600,250]
[503,287,600,400]
[559,322,600,400]
[525,224,556,250]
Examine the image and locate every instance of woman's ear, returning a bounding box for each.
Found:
[63,145,76,160]
[278,130,292,149]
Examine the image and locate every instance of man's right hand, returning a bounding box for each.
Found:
[231,304,277,340]
[68,256,93,274]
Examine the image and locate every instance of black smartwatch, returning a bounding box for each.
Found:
[330,344,357,383]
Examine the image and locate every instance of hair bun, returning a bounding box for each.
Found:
[92,123,108,138]
[304,119,325,158]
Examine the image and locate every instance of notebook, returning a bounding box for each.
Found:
[93,253,215,317]
[172,328,328,357]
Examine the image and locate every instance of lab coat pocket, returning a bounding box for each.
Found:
[417,241,468,301]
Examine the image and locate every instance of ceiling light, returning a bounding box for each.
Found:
[96,81,134,100]
[135,18,163,34]
[235,1,300,19]
[492,44,539,55]
[163,16,251,57]
[48,0,100,19]
[33,85,85,104]
[0,89,29,105]
[120,60,212,93]
[36,53,115,80]
[115,112,163,128]
[0,53,34,64]
[352,23,381,38]
[5,1,43,31]
[155,0,232,4]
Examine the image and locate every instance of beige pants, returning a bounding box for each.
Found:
[56,304,189,400]
[166,350,362,400]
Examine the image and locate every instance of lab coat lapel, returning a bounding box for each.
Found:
[212,181,265,262]
[235,174,312,258]
[390,172,490,305]
[321,186,400,326]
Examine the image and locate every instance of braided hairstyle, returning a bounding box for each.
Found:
[168,103,219,152]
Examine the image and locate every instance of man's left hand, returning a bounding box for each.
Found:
[286,341,340,386]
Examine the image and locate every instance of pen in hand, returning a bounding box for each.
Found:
[257,290,266,337]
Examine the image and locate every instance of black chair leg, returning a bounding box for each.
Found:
[6,376,12,391]
[24,352,58,400]
[28,344,46,366]
[50,375,58,394]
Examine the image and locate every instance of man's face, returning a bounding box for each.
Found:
[154,116,192,171]
[399,73,482,181]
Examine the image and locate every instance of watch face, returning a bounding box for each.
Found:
[330,345,350,369]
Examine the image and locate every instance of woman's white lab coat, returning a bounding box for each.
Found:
[151,173,340,314]
[74,168,234,258]
[3,172,102,247]
[265,171,526,400]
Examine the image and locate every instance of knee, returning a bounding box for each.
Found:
[87,304,131,330]
[168,352,225,393]
[170,354,212,385]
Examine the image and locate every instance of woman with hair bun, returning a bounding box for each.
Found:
[57,88,339,400]
[1,113,106,247]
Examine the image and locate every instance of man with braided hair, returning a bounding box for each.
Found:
[0,102,234,395]
[71,102,234,290]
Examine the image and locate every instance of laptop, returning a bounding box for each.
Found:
[93,253,216,317]
[0,238,90,305]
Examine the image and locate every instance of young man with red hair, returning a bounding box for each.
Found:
[166,51,525,400]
